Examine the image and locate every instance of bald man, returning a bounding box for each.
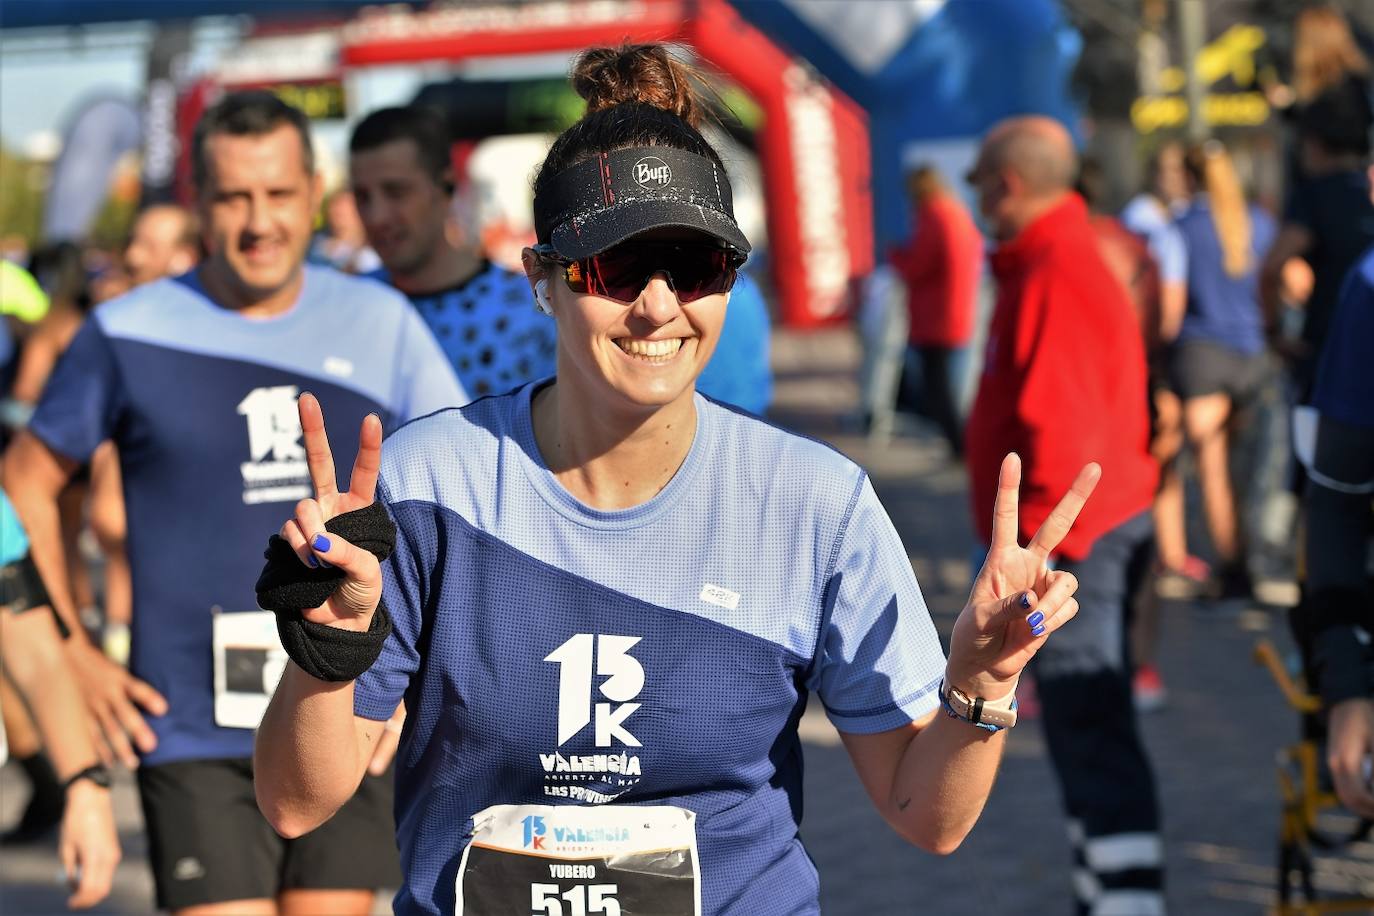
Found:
[964,117,1165,916]
[125,205,198,287]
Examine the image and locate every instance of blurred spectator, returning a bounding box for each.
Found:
[124,204,198,287]
[855,263,909,440]
[1276,5,1372,159]
[695,270,772,414]
[1171,143,1277,599]
[2,242,98,845]
[1297,248,1374,820]
[0,262,49,414]
[1261,90,1374,398]
[309,188,381,274]
[888,163,981,459]
[1078,157,1174,712]
[965,116,1162,915]
[1120,144,1210,588]
[0,488,120,906]
[350,106,555,397]
[1121,142,1189,341]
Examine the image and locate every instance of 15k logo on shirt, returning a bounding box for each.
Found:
[539,634,645,804]
[236,385,310,505]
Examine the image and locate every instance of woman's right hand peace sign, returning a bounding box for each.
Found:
[276,392,384,632]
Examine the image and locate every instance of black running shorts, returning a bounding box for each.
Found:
[1168,338,1268,403]
[137,756,400,911]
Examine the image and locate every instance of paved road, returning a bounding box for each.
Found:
[0,327,1357,914]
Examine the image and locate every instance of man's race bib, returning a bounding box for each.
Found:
[456,804,700,916]
[211,610,287,729]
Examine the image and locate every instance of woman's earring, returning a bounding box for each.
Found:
[534,279,554,316]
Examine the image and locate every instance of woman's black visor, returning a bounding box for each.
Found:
[533,146,752,260]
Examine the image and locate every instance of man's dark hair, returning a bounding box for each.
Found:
[191,90,314,189]
[349,106,454,193]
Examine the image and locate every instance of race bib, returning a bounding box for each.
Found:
[211,610,287,729]
[456,804,700,916]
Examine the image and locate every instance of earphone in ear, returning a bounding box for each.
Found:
[534,279,554,316]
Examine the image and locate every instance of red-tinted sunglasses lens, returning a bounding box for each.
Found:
[564,244,738,303]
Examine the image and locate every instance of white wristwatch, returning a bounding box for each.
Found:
[941,680,1018,729]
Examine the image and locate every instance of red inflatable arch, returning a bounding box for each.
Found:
[339,0,872,327]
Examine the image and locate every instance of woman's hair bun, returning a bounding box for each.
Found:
[571,44,703,128]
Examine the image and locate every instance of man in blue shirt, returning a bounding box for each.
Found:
[3,91,465,916]
[350,106,557,397]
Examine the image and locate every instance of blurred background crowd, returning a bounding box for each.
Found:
[3,1,1374,914]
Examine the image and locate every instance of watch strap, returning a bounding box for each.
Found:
[62,763,112,791]
[941,679,1018,730]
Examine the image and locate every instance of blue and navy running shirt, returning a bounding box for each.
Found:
[28,266,466,766]
[379,261,557,398]
[355,383,947,916]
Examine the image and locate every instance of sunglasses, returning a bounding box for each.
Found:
[535,241,745,304]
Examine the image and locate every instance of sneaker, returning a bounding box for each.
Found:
[1155,556,1210,600]
[1174,555,1211,583]
[1133,665,1167,713]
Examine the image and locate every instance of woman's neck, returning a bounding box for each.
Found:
[531,381,698,511]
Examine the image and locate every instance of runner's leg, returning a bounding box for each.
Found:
[278,889,373,916]
[1150,388,1188,573]
[1183,393,1238,566]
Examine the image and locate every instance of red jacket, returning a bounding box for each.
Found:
[888,194,982,347]
[965,194,1157,561]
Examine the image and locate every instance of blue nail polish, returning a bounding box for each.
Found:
[1027,611,1044,628]
[1020,593,1032,610]
[1031,624,1046,637]
[312,533,331,552]
[306,555,319,568]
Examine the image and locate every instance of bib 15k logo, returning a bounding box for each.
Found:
[522,814,547,849]
[540,634,645,803]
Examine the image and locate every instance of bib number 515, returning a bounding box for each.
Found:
[531,883,621,916]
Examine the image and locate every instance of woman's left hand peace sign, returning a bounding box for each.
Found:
[274,392,385,632]
[945,453,1100,701]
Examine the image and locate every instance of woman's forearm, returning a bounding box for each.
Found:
[885,713,1007,854]
[253,663,376,838]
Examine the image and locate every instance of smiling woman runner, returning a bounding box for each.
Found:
[252,43,1099,916]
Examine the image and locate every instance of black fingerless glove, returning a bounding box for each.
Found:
[254,501,397,682]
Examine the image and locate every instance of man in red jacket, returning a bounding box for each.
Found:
[965,116,1163,916]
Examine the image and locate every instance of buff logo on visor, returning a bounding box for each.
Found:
[533,146,751,260]
[633,156,672,189]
